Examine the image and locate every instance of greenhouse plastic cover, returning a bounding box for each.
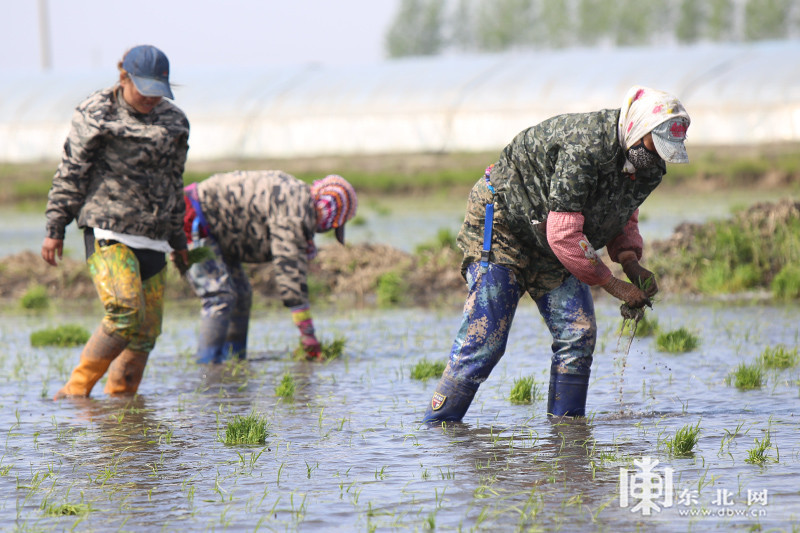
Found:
[1,40,799,162]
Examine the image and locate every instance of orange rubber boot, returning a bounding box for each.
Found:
[53,327,127,400]
[104,349,149,395]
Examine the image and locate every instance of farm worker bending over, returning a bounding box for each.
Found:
[423,85,691,422]
[42,45,190,399]
[182,171,357,363]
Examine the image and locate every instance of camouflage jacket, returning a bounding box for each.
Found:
[45,86,190,250]
[491,108,664,260]
[197,170,316,308]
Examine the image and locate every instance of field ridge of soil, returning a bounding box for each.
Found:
[3,199,798,308]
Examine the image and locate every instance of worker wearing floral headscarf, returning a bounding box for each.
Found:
[182,171,357,364]
[423,86,690,423]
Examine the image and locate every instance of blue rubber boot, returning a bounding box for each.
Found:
[222,313,249,361]
[422,375,479,423]
[196,317,229,364]
[547,370,589,418]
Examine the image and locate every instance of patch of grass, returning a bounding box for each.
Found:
[30,324,90,347]
[410,359,446,381]
[655,327,700,353]
[415,228,458,254]
[20,284,49,310]
[758,345,799,370]
[223,412,268,445]
[376,271,406,308]
[726,362,763,390]
[350,214,367,226]
[275,373,296,398]
[42,502,91,516]
[745,432,774,465]
[618,313,658,337]
[509,376,536,404]
[664,421,701,457]
[771,264,800,299]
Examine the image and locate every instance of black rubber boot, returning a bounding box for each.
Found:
[547,370,589,418]
[422,375,479,423]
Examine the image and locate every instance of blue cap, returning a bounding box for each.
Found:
[122,45,174,99]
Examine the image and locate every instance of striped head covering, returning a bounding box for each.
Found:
[311,175,358,244]
[618,85,691,173]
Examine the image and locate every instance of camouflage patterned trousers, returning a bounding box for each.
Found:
[443,255,597,388]
[87,242,165,352]
[185,236,252,355]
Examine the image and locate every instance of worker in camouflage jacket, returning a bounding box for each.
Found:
[42,45,190,400]
[182,170,357,363]
[423,86,691,423]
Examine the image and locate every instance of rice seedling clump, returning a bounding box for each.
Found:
[726,362,763,390]
[664,421,701,456]
[20,284,49,310]
[758,344,799,369]
[656,327,699,353]
[509,376,536,404]
[224,412,268,445]
[410,359,446,381]
[30,324,91,347]
[275,372,296,398]
[745,433,773,465]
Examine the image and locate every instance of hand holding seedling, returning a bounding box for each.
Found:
[601,277,651,309]
[171,246,215,275]
[619,251,658,297]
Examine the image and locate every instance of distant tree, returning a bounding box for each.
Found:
[385,0,446,58]
[474,0,536,51]
[450,0,478,51]
[676,0,705,43]
[538,0,574,48]
[744,0,792,40]
[612,0,656,46]
[576,0,615,46]
[706,0,736,41]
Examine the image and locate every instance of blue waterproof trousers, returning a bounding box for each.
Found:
[423,261,597,422]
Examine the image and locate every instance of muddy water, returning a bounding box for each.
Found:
[2,298,798,531]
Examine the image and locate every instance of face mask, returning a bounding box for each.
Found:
[626,139,661,170]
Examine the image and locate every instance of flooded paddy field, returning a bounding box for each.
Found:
[1,298,798,532]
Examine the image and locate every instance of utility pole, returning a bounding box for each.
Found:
[38,0,52,70]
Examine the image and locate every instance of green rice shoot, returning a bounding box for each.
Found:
[655,327,700,353]
[664,421,701,456]
[758,344,799,370]
[30,324,91,347]
[410,359,446,381]
[42,502,91,516]
[727,362,763,390]
[20,284,49,310]
[275,372,296,398]
[223,412,268,445]
[509,376,536,404]
[618,313,658,337]
[745,433,773,465]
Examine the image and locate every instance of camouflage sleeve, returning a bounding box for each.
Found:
[45,108,102,239]
[269,205,312,309]
[547,145,597,213]
[167,129,190,251]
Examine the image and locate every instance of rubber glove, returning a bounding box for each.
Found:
[292,307,322,360]
[618,251,658,297]
[601,277,651,308]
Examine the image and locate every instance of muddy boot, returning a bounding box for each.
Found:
[547,370,589,418]
[53,327,127,400]
[104,349,149,395]
[222,313,249,361]
[422,375,479,423]
[196,316,229,364]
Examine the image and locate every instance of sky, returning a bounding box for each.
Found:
[0,0,402,74]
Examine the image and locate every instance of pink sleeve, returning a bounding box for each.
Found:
[606,209,644,263]
[546,211,613,286]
